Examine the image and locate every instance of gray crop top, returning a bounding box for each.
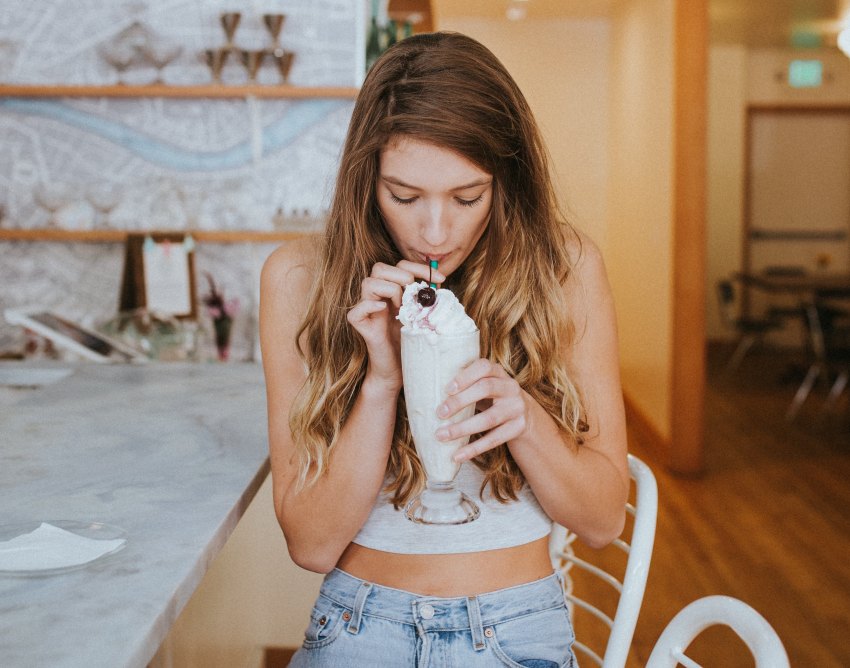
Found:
[352,463,553,554]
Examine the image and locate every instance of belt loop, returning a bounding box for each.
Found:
[554,570,569,602]
[554,570,565,591]
[347,581,373,634]
[466,595,486,651]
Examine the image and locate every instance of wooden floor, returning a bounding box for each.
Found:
[581,344,850,667]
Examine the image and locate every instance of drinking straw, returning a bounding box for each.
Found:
[429,259,438,289]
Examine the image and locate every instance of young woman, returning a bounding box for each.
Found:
[260,31,628,667]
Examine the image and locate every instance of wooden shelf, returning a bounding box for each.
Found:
[0,228,306,243]
[0,83,359,99]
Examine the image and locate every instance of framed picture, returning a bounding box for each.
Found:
[119,233,197,319]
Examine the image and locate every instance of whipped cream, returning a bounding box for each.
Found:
[397,282,477,337]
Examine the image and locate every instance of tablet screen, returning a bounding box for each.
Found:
[5,310,145,362]
[29,313,117,357]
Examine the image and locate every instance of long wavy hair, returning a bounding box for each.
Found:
[290,31,586,506]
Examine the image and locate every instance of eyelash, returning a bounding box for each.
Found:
[457,195,484,208]
[389,193,416,205]
[389,193,484,208]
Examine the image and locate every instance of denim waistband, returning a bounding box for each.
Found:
[319,568,565,633]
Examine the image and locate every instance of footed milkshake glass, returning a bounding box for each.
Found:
[401,328,481,524]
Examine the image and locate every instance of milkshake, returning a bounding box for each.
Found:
[398,281,481,524]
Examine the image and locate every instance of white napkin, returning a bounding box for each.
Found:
[0,522,126,572]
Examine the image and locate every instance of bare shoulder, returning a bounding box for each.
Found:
[262,235,321,290]
[260,235,322,349]
[563,227,611,299]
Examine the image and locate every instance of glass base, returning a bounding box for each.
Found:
[404,482,480,525]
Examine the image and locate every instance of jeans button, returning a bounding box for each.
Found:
[420,603,435,619]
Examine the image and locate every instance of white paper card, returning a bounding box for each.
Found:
[143,239,192,316]
[0,523,126,571]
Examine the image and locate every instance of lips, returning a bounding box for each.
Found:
[419,252,449,264]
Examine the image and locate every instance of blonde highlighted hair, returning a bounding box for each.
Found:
[290,32,586,506]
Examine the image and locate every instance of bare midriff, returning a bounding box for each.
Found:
[335,536,553,597]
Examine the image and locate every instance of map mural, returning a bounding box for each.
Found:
[0,0,363,359]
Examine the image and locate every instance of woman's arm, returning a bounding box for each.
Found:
[261,240,395,572]
[437,235,629,548]
[260,242,443,572]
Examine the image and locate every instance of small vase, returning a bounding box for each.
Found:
[213,316,233,362]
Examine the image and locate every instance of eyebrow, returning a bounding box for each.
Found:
[380,175,493,191]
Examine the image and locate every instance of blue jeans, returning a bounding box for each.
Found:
[288,568,577,668]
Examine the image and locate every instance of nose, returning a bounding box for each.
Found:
[421,200,449,247]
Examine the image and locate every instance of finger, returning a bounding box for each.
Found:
[439,376,514,419]
[361,276,404,309]
[346,299,388,326]
[453,423,521,462]
[396,259,447,285]
[437,398,523,442]
[448,358,508,395]
[370,262,418,287]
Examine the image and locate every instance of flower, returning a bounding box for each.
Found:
[202,272,240,321]
[202,273,239,361]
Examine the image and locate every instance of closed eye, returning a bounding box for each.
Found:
[389,193,417,205]
[456,195,484,207]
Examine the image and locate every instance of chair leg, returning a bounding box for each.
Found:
[822,371,849,414]
[726,335,757,373]
[786,364,821,421]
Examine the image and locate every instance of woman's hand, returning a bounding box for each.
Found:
[346,259,445,389]
[434,358,530,461]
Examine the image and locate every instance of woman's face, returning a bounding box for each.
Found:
[377,136,493,278]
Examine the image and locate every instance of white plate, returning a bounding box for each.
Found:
[0,520,127,577]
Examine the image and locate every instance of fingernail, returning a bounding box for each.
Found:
[435,427,449,440]
[453,452,467,463]
[437,404,449,418]
[446,382,458,394]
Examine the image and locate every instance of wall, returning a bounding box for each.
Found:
[705,44,747,339]
[0,0,358,360]
[705,46,850,341]
[606,0,675,440]
[748,48,850,105]
[433,16,611,250]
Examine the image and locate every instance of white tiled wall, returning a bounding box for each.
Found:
[0,0,360,358]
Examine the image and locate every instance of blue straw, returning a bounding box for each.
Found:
[429,259,438,289]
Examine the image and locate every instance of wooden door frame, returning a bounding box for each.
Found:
[670,0,709,474]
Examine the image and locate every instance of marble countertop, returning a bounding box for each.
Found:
[0,361,270,667]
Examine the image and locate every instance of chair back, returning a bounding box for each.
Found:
[549,453,658,668]
[715,279,736,328]
[645,595,790,668]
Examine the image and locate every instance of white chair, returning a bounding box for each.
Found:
[549,453,658,668]
[646,595,790,668]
